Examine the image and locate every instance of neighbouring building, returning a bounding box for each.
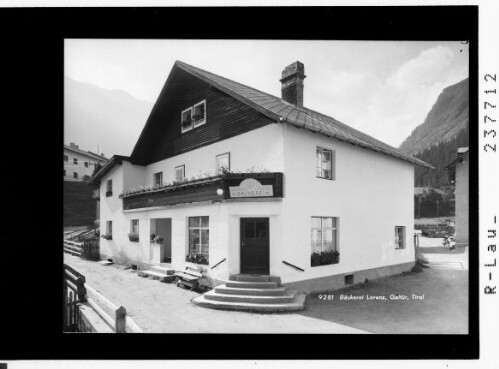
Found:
[64,143,108,227]
[64,142,108,181]
[90,61,433,293]
[446,147,469,245]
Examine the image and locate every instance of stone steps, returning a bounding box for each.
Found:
[192,275,306,313]
[225,280,279,289]
[138,266,175,282]
[215,285,288,296]
[204,289,297,304]
[193,293,307,313]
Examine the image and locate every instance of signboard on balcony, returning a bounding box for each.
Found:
[229,178,273,198]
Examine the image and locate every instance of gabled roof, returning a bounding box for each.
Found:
[64,144,108,162]
[174,61,434,169]
[88,155,139,185]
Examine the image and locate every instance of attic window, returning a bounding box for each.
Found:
[181,107,193,133]
[193,100,206,127]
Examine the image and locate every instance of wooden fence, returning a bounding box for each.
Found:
[63,263,142,333]
[64,240,83,257]
[63,264,86,332]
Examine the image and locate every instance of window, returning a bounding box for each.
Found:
[107,221,113,237]
[188,216,209,258]
[181,100,207,133]
[192,100,206,127]
[395,226,405,249]
[154,172,163,187]
[106,179,113,196]
[63,169,66,176]
[316,147,334,180]
[84,162,89,168]
[64,155,68,162]
[181,107,193,133]
[73,172,78,179]
[73,158,78,165]
[311,217,339,266]
[131,219,139,234]
[216,152,230,174]
[175,165,185,182]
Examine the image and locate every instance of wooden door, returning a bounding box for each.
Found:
[240,218,269,275]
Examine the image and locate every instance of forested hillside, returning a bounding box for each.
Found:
[413,123,469,188]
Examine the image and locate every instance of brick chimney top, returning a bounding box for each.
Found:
[69,142,79,149]
[280,61,306,108]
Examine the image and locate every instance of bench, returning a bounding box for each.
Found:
[174,266,203,291]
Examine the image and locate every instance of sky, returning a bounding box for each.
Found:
[64,39,468,148]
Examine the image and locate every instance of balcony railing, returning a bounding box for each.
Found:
[120,172,283,211]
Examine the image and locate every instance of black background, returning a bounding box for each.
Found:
[0,6,478,360]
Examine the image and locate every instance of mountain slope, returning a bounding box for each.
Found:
[399,78,468,155]
[64,77,154,157]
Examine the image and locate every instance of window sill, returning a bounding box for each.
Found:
[316,176,334,181]
[193,119,206,128]
[311,262,340,267]
[181,125,193,133]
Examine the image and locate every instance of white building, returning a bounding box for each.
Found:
[64,142,108,181]
[90,61,433,296]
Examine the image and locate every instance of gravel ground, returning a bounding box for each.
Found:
[64,236,468,334]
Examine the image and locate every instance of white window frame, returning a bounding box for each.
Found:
[106,179,113,194]
[73,172,78,179]
[395,226,405,249]
[188,216,209,256]
[192,100,207,127]
[316,147,335,180]
[181,107,193,133]
[84,162,89,168]
[131,219,139,234]
[175,165,185,182]
[216,152,230,173]
[311,216,339,253]
[154,171,163,187]
[73,158,78,165]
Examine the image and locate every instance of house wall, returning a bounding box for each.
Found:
[64,149,104,181]
[143,124,284,187]
[276,124,415,285]
[99,124,285,274]
[455,154,469,244]
[98,122,416,291]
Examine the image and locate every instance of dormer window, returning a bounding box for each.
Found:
[181,100,206,133]
[181,107,193,133]
[192,100,206,127]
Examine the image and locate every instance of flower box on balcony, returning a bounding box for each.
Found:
[106,191,113,197]
[128,233,139,242]
[186,253,209,265]
[311,251,340,267]
[101,234,112,240]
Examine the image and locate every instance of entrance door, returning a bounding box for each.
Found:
[240,218,269,275]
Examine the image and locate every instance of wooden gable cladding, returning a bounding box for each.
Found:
[131,66,276,165]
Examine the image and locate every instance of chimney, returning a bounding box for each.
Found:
[280,61,306,108]
[70,142,75,148]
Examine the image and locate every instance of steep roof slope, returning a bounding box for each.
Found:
[174,61,433,169]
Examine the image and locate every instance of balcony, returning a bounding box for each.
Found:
[120,172,283,211]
